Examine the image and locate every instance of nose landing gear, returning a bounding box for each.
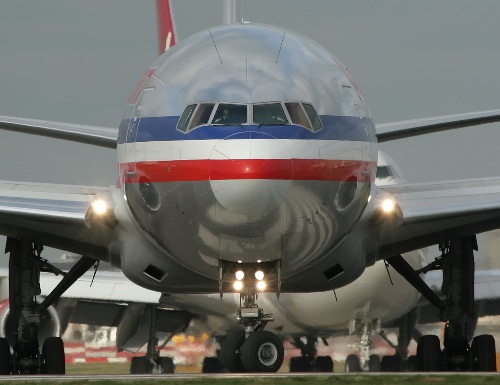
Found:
[222,292,284,372]
[219,261,284,373]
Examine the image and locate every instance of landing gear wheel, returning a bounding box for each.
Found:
[381,355,402,372]
[406,355,417,372]
[222,330,246,372]
[315,355,333,372]
[345,354,361,372]
[202,357,221,373]
[130,356,153,374]
[42,337,65,374]
[417,335,441,372]
[158,357,174,373]
[471,334,496,372]
[369,354,381,372]
[240,331,284,372]
[0,338,10,375]
[289,356,310,372]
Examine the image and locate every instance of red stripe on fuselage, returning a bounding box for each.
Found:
[121,159,376,183]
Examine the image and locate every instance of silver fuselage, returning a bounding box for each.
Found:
[114,24,380,294]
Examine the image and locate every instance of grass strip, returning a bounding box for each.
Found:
[9,375,500,385]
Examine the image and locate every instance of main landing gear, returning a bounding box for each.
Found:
[288,336,333,372]
[129,305,175,374]
[3,238,97,374]
[344,319,382,372]
[387,237,496,372]
[216,260,284,373]
[345,311,422,372]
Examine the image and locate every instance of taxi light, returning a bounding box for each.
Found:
[235,270,245,281]
[233,281,244,291]
[381,198,396,213]
[255,271,264,281]
[91,199,108,215]
[256,281,266,291]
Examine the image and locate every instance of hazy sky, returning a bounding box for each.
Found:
[1,0,500,261]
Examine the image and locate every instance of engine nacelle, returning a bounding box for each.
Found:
[0,299,61,348]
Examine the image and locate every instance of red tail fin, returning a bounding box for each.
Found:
[156,0,177,55]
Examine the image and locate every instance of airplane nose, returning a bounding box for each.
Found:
[209,132,292,217]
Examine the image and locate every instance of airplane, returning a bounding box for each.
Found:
[2,0,500,375]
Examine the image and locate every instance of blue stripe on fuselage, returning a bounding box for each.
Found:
[117,115,376,144]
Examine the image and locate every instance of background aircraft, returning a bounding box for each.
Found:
[0,0,500,376]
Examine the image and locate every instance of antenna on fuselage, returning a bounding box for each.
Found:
[223,0,243,24]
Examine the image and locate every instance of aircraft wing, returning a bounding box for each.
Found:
[376,177,500,259]
[0,180,115,260]
[0,115,117,148]
[375,109,500,143]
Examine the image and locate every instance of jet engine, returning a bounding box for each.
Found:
[0,299,61,348]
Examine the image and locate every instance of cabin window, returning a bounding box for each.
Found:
[212,103,247,125]
[188,103,215,130]
[177,104,196,132]
[302,103,323,132]
[285,102,311,130]
[253,103,289,125]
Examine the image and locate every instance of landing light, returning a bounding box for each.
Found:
[381,198,396,213]
[255,271,264,281]
[235,270,245,281]
[233,281,244,291]
[91,199,108,215]
[256,281,266,291]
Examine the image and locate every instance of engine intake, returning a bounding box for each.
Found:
[0,299,61,348]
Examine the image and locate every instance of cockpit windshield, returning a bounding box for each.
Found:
[212,103,247,125]
[177,101,323,133]
[253,103,288,125]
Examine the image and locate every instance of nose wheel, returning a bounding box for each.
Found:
[240,331,283,372]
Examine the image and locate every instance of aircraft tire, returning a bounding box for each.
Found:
[315,355,333,372]
[240,331,284,372]
[221,330,246,372]
[159,356,175,373]
[43,337,65,374]
[0,338,10,375]
[345,354,361,372]
[202,357,221,373]
[471,334,496,371]
[130,356,152,374]
[381,355,402,372]
[406,355,417,372]
[369,354,381,372]
[416,335,440,371]
[289,356,309,372]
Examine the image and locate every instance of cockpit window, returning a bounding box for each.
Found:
[302,103,323,132]
[212,103,247,125]
[253,103,289,125]
[177,101,323,133]
[188,103,215,131]
[176,104,196,132]
[285,102,311,130]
